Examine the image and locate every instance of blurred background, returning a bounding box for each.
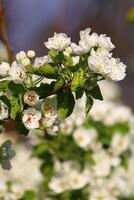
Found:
[0,0,134,109]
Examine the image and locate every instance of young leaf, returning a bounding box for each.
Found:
[19,190,36,200]
[10,96,23,120]
[57,89,75,119]
[54,78,65,92]
[34,64,59,79]
[71,69,86,92]
[90,84,103,100]
[85,95,93,115]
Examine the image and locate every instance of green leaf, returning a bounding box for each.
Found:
[0,96,11,108]
[0,80,11,90]
[16,121,29,136]
[34,83,54,97]
[34,64,59,78]
[64,55,73,66]
[85,95,93,115]
[48,50,59,58]
[32,143,49,158]
[8,81,26,95]
[19,190,36,200]
[10,96,23,120]
[71,69,86,92]
[54,78,65,92]
[75,87,84,99]
[90,84,103,100]
[57,89,75,119]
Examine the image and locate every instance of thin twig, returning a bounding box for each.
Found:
[0,0,13,63]
[42,82,71,98]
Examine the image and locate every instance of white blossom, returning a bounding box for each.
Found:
[16,51,27,62]
[9,61,27,83]
[98,34,115,51]
[90,189,116,200]
[34,55,52,68]
[88,49,126,81]
[68,170,89,190]
[110,133,130,155]
[22,108,41,130]
[27,50,35,58]
[73,127,97,149]
[49,175,68,193]
[0,100,9,120]
[92,150,112,177]
[0,62,10,77]
[23,91,39,106]
[44,32,71,51]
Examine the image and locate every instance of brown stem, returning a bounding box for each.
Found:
[42,82,71,98]
[0,0,13,63]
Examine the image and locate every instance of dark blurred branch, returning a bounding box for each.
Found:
[0,0,13,63]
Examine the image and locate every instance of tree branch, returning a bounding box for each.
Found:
[0,0,13,63]
[43,82,71,98]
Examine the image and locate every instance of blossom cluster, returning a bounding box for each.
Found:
[0,82,134,200]
[0,28,127,142]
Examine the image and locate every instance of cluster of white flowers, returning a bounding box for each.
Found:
[90,100,133,126]
[0,134,42,199]
[0,100,9,121]
[44,28,126,81]
[49,162,89,193]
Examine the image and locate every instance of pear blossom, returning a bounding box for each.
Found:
[0,100,9,120]
[98,34,115,51]
[23,90,39,106]
[0,62,10,77]
[68,170,89,190]
[49,175,68,193]
[92,150,112,177]
[72,56,80,66]
[88,49,126,81]
[27,50,35,58]
[90,189,116,200]
[16,51,27,61]
[22,108,41,130]
[110,133,130,155]
[73,127,97,149]
[9,61,27,83]
[44,32,71,51]
[34,55,52,68]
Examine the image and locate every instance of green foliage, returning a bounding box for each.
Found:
[19,191,37,200]
[57,89,75,119]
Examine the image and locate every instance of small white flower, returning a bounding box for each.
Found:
[0,62,10,77]
[44,32,71,51]
[111,133,130,155]
[27,50,35,58]
[90,189,116,200]
[68,170,89,190]
[60,118,74,134]
[40,115,57,128]
[9,61,27,83]
[72,56,80,66]
[22,108,41,130]
[49,175,68,193]
[16,51,27,62]
[92,150,111,177]
[23,91,39,106]
[46,125,58,135]
[41,98,57,117]
[88,49,126,81]
[0,100,9,120]
[34,55,52,68]
[73,127,97,149]
[21,57,31,66]
[98,34,115,51]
